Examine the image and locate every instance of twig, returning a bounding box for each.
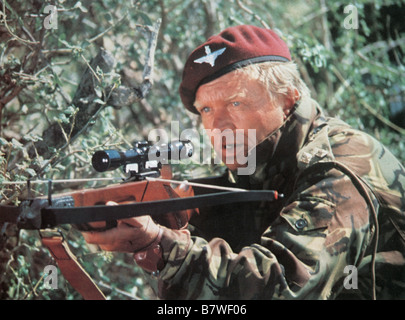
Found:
[319,0,332,52]
[41,48,74,55]
[0,86,23,135]
[294,6,329,28]
[0,0,39,45]
[108,19,162,107]
[331,65,405,135]
[139,19,161,96]
[87,12,129,44]
[359,37,405,56]
[356,51,403,76]
[236,0,272,29]
[97,281,143,300]
[80,54,101,83]
[319,0,334,99]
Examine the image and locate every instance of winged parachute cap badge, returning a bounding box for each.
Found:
[194,45,226,67]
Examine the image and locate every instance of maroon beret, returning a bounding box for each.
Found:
[179,25,291,114]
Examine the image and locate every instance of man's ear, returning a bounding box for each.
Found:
[283,88,300,116]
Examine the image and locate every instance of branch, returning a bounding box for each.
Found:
[0,86,23,136]
[108,19,161,107]
[87,12,129,44]
[236,0,272,29]
[29,48,116,160]
[0,0,39,46]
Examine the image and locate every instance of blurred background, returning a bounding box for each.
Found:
[0,0,404,299]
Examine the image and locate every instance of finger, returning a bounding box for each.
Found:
[105,200,149,228]
[179,182,190,192]
[119,215,151,228]
[84,201,118,230]
[82,223,134,245]
[176,181,194,197]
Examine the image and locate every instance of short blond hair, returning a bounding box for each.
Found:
[234,61,311,104]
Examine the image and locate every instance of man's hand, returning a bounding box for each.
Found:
[82,201,160,253]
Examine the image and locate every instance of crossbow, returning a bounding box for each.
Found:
[0,140,281,300]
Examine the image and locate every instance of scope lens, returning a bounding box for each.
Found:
[92,150,113,172]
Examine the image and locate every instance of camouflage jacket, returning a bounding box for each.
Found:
[144,96,405,300]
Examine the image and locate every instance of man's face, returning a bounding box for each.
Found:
[194,71,288,171]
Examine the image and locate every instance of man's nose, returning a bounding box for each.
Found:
[211,109,235,131]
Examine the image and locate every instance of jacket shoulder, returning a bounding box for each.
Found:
[296,118,338,171]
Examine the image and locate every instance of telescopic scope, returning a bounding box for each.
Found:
[92,140,193,172]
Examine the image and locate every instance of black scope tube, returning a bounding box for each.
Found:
[92,140,193,172]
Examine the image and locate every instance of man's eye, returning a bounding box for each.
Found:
[200,106,211,114]
[231,101,241,107]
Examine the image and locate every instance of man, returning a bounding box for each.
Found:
[83,25,405,299]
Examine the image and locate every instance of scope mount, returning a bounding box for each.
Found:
[123,159,161,181]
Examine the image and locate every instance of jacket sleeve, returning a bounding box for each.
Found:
[143,167,374,300]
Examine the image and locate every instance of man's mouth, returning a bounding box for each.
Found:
[223,143,234,150]
[222,143,245,155]
[223,143,240,148]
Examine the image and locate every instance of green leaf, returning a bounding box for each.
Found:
[25,168,37,177]
[0,137,9,146]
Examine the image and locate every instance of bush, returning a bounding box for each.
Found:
[1,0,404,299]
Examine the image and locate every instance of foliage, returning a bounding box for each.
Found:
[0,0,404,299]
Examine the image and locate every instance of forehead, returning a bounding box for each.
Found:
[194,71,266,107]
